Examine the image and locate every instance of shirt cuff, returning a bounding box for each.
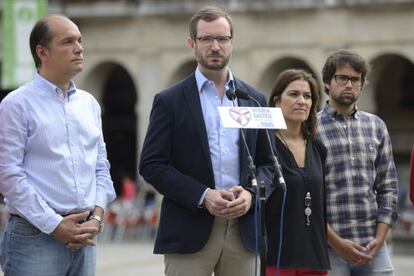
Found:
[198,188,210,208]
[35,212,63,234]
[377,208,399,227]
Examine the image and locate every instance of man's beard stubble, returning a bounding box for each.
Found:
[196,51,231,71]
[331,90,359,107]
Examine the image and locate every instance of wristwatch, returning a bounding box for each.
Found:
[89,214,104,233]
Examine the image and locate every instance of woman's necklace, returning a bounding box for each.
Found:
[277,131,312,226]
[304,192,312,226]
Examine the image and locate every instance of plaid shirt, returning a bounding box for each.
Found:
[316,103,399,246]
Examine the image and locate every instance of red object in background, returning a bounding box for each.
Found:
[410,146,414,206]
[120,177,137,202]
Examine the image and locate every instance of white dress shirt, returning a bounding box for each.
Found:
[0,74,116,234]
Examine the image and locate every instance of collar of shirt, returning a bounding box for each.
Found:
[195,67,235,96]
[34,73,77,99]
[324,100,360,120]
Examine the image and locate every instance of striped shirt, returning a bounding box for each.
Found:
[0,74,116,234]
[316,103,398,245]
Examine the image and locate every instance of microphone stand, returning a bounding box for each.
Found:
[235,89,286,276]
[225,90,258,188]
[235,89,286,191]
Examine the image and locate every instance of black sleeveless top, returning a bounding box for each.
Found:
[265,137,330,270]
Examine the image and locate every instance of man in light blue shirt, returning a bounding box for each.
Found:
[0,15,116,276]
[196,67,240,198]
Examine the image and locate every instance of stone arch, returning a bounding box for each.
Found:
[85,62,138,196]
[169,60,197,85]
[368,53,414,205]
[369,54,414,127]
[367,53,414,155]
[258,57,319,100]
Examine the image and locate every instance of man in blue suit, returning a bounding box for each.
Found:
[139,6,273,276]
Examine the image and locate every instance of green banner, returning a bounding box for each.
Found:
[1,0,47,89]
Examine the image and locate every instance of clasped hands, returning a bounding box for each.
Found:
[51,211,100,249]
[204,186,252,219]
[336,238,384,266]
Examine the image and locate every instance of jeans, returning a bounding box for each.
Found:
[328,245,394,276]
[0,215,96,276]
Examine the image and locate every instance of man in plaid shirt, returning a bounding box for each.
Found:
[316,50,398,276]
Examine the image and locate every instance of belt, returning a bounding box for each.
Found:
[9,213,24,218]
[10,213,71,218]
[10,211,91,219]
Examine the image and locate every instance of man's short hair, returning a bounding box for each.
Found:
[188,6,233,40]
[30,16,55,69]
[322,49,370,94]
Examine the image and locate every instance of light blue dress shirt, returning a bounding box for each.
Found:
[195,67,240,195]
[0,74,116,234]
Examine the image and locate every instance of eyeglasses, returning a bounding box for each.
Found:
[196,36,232,45]
[334,74,362,87]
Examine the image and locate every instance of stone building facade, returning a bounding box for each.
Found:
[1,0,414,193]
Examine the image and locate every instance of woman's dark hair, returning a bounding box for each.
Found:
[268,69,320,140]
[322,49,370,94]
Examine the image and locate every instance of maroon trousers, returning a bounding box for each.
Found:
[266,266,327,276]
[410,146,414,206]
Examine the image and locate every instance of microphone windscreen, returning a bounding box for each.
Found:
[235,89,250,100]
[225,89,237,101]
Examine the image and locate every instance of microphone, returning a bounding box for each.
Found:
[225,88,257,187]
[234,89,250,100]
[234,89,286,191]
[225,89,237,101]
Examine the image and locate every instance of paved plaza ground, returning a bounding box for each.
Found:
[0,240,411,275]
[96,241,414,276]
[97,241,163,276]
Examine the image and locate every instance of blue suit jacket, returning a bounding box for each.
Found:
[139,72,273,254]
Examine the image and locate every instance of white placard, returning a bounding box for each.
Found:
[218,106,286,129]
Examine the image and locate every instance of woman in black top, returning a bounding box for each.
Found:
[266,69,330,275]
